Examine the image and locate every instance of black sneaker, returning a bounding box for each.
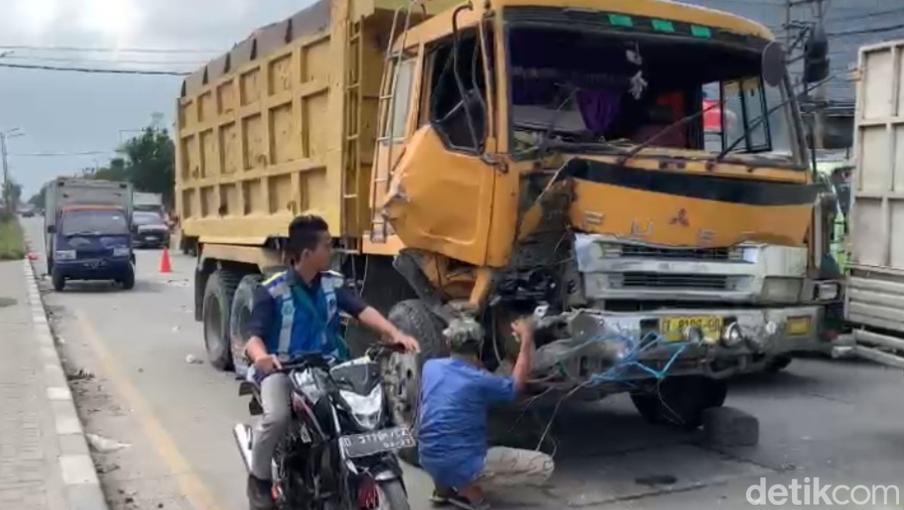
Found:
[247,474,275,510]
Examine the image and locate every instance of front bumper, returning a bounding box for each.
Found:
[54,257,133,280]
[133,231,170,247]
[532,305,822,387]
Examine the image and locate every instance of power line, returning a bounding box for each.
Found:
[0,55,205,66]
[0,62,189,76]
[826,5,904,22]
[10,151,111,157]
[0,44,219,54]
[829,22,904,37]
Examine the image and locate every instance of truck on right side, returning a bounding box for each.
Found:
[847,40,904,365]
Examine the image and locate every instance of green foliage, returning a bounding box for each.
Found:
[0,216,25,260]
[120,128,175,204]
[28,185,47,209]
[2,179,22,213]
[82,126,175,206]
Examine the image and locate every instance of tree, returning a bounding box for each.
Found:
[2,179,22,213]
[28,185,47,210]
[89,158,128,182]
[120,128,175,205]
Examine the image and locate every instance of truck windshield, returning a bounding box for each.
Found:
[507,22,798,164]
[61,210,129,236]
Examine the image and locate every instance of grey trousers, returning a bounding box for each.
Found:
[250,373,292,480]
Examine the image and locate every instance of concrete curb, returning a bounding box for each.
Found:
[22,259,110,510]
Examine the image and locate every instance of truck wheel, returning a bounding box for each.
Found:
[385,299,447,465]
[765,355,793,373]
[120,267,135,290]
[52,268,65,291]
[203,270,242,370]
[229,274,262,378]
[630,376,727,429]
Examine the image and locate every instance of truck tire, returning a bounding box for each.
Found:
[630,376,727,429]
[203,269,242,371]
[765,355,793,373]
[52,268,65,291]
[385,299,447,466]
[229,274,262,378]
[120,267,135,290]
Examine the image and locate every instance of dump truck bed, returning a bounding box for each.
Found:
[176,0,424,245]
[847,40,904,347]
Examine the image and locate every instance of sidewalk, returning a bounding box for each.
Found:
[0,259,107,510]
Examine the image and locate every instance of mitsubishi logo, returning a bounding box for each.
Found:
[669,208,690,227]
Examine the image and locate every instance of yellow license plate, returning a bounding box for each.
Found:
[786,316,811,336]
[661,316,723,342]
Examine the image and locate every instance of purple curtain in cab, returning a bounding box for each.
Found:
[577,88,621,135]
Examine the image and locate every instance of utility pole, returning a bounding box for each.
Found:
[1,132,9,214]
[1,128,24,214]
[813,0,827,151]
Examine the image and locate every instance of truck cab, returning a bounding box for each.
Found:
[45,178,135,291]
[48,206,135,291]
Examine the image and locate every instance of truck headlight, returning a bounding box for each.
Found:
[761,277,801,303]
[113,247,131,257]
[721,322,744,347]
[54,250,76,261]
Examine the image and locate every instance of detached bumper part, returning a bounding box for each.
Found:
[530,305,822,384]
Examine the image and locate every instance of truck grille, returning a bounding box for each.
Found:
[616,272,730,290]
[619,245,739,261]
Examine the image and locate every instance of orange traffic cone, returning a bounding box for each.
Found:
[159,247,172,274]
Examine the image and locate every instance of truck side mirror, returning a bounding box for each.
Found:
[46,225,55,234]
[804,25,829,83]
[761,41,785,87]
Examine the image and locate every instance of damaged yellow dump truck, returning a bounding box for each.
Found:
[177,0,839,432]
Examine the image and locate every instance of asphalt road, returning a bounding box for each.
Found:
[21,216,904,509]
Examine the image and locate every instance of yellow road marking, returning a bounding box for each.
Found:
[75,310,225,510]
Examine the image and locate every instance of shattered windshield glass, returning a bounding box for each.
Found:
[507,24,798,163]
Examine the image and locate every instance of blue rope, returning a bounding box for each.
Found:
[584,330,690,388]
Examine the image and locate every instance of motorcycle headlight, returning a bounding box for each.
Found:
[113,247,130,257]
[55,250,76,261]
[339,386,383,431]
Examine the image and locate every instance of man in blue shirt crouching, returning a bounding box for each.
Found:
[417,317,554,509]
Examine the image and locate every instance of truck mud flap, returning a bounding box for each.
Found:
[852,329,904,369]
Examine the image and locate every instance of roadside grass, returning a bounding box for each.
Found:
[0,213,25,260]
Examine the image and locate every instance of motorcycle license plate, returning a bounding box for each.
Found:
[339,427,415,459]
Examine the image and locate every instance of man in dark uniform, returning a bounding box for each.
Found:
[243,214,420,510]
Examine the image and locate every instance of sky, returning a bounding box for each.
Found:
[0,0,313,197]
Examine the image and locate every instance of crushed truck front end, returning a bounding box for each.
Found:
[372,0,839,410]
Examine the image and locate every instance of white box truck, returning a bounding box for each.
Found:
[847,40,904,366]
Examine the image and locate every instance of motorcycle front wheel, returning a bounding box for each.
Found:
[374,480,410,510]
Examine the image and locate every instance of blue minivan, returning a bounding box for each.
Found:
[47,205,135,291]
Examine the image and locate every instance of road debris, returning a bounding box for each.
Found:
[66,368,94,381]
[185,354,204,365]
[86,433,131,453]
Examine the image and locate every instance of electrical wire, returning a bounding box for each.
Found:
[0,62,190,76]
[828,22,904,38]
[0,55,205,66]
[0,44,219,54]
[9,151,111,157]
[826,5,904,22]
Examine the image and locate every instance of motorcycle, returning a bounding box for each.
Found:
[233,348,414,509]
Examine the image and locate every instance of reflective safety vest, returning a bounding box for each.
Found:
[261,270,345,358]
